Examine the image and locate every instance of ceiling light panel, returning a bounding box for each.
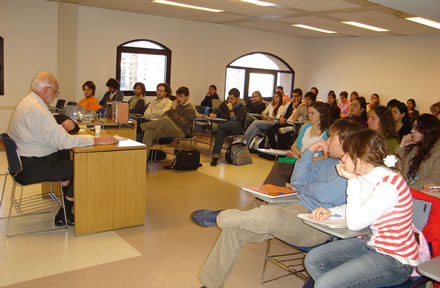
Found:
[332,10,440,35]
[292,24,337,33]
[406,17,440,30]
[152,0,223,13]
[342,21,388,31]
[239,0,275,7]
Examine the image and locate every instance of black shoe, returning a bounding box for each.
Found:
[54,208,74,226]
[191,209,221,227]
[210,158,218,167]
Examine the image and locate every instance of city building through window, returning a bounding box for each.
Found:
[116,39,171,96]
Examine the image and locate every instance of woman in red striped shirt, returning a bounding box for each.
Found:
[305,129,419,288]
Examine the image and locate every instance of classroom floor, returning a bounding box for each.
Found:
[0,143,306,288]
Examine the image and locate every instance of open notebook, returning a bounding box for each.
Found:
[297,213,347,229]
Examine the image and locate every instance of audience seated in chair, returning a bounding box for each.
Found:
[243,90,285,145]
[143,83,172,120]
[305,130,420,288]
[128,82,147,115]
[141,86,196,159]
[99,78,123,107]
[244,90,266,129]
[194,119,362,288]
[389,100,412,141]
[77,81,102,112]
[396,113,440,191]
[345,96,368,128]
[367,106,399,153]
[264,102,333,187]
[200,84,219,108]
[265,88,303,150]
[209,88,247,167]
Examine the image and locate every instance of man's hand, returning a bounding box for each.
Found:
[308,139,328,157]
[226,103,233,111]
[171,100,178,110]
[309,207,332,222]
[93,134,118,145]
[209,113,216,118]
[261,113,267,120]
[61,119,75,132]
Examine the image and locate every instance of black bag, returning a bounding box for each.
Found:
[165,149,201,170]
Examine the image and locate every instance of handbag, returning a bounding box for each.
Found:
[165,149,201,170]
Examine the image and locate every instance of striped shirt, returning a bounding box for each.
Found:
[369,174,419,266]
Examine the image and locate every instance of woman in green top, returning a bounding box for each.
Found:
[367,106,398,153]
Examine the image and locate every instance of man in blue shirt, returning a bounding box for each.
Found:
[196,119,362,288]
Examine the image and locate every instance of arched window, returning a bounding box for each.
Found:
[116,39,171,96]
[225,52,294,101]
[0,37,3,95]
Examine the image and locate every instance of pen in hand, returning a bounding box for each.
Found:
[308,211,342,218]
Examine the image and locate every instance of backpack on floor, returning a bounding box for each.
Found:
[165,149,202,170]
[225,142,252,166]
[248,133,269,154]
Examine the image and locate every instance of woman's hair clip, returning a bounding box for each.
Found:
[383,154,398,168]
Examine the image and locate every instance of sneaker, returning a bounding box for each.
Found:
[210,158,218,167]
[191,209,221,227]
[54,207,75,226]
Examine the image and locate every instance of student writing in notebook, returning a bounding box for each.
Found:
[305,129,419,288]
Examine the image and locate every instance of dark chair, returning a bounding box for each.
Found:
[0,133,67,236]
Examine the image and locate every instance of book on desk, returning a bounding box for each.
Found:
[297,213,346,229]
[242,184,297,199]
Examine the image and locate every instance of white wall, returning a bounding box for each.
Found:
[303,35,440,114]
[71,4,306,104]
[0,0,58,132]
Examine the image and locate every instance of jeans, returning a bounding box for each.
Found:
[211,120,243,158]
[305,238,414,288]
[243,119,276,144]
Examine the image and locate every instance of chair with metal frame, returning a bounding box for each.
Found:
[0,133,67,236]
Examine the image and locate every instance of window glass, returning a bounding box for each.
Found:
[117,40,171,96]
[225,68,245,98]
[225,52,294,101]
[248,73,274,98]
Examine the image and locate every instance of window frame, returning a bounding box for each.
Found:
[225,52,295,101]
[116,39,172,97]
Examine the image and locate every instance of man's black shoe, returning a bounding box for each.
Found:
[210,158,218,166]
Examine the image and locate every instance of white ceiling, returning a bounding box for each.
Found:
[49,0,440,38]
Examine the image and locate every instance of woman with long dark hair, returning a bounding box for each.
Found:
[346,97,367,128]
[367,106,398,153]
[390,101,412,141]
[244,90,285,145]
[396,113,440,191]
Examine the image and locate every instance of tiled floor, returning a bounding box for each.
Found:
[0,144,306,288]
